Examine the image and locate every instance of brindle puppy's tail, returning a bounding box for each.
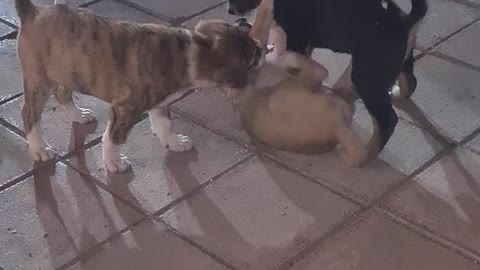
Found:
[15,0,37,22]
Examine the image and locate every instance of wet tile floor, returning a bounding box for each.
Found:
[1,0,480,269]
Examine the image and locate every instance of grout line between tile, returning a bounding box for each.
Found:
[151,154,256,218]
[0,116,24,138]
[261,152,369,206]
[425,17,480,52]
[0,93,23,106]
[0,30,17,41]
[160,220,240,270]
[0,157,63,192]
[79,0,104,8]
[0,18,18,30]
[426,50,480,73]
[55,215,148,270]
[62,159,146,213]
[373,207,480,264]
[277,209,370,270]
[0,170,34,193]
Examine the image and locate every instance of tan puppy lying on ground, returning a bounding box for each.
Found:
[15,0,263,173]
[229,0,367,166]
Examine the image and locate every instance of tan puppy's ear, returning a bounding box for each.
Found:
[235,18,253,33]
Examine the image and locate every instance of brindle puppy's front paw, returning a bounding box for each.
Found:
[164,134,193,152]
[30,145,55,162]
[104,154,131,173]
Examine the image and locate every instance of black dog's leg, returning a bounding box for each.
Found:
[352,55,400,163]
[399,50,418,98]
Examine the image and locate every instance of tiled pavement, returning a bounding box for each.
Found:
[1,0,480,269]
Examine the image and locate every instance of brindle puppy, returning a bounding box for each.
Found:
[15,0,263,173]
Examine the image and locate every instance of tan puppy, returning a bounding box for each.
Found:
[15,0,263,173]
[230,0,367,166]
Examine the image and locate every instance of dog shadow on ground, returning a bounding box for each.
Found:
[29,119,138,269]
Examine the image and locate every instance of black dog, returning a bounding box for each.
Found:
[227,0,428,162]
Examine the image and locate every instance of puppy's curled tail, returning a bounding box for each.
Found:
[15,0,36,21]
[408,0,428,25]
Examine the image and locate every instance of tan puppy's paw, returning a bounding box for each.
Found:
[164,134,193,152]
[104,154,131,173]
[336,140,368,167]
[66,106,96,124]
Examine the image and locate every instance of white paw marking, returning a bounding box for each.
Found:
[27,124,55,162]
[67,107,96,124]
[30,145,55,162]
[390,82,402,100]
[164,134,193,152]
[104,154,131,173]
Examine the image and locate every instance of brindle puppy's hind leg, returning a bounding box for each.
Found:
[53,85,96,124]
[22,78,54,161]
[149,105,193,152]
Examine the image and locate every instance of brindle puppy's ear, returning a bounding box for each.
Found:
[195,20,229,37]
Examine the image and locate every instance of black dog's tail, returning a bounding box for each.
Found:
[387,0,428,26]
[408,0,428,25]
[15,0,37,21]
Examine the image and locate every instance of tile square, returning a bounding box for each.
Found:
[290,211,479,270]
[126,0,223,21]
[436,20,480,67]
[0,125,33,187]
[268,102,444,203]
[174,89,250,145]
[384,147,480,252]
[0,40,22,103]
[0,163,143,270]
[0,94,111,155]
[182,3,238,29]
[400,55,480,142]
[67,219,228,270]
[88,0,166,24]
[414,0,480,49]
[67,116,250,214]
[163,157,358,270]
